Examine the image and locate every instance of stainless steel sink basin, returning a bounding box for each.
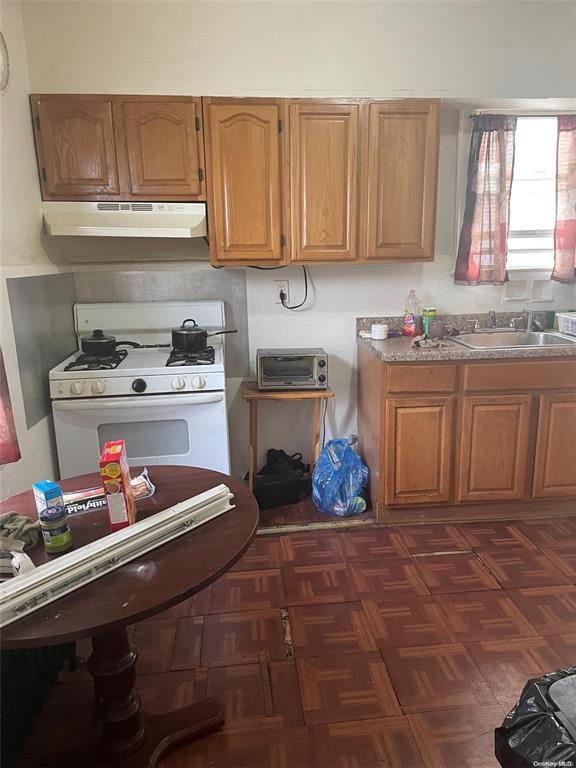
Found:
[452,331,576,350]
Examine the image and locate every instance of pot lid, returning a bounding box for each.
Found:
[83,329,115,342]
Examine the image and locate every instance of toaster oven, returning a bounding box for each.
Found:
[256,348,328,391]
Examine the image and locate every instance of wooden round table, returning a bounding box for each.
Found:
[0,466,258,766]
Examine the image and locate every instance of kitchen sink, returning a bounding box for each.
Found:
[452,331,576,350]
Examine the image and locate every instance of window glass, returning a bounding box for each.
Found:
[507,116,557,270]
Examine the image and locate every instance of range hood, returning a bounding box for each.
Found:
[42,201,207,238]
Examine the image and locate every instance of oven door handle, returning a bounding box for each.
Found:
[52,393,225,411]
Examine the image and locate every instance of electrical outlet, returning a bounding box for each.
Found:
[274,280,290,305]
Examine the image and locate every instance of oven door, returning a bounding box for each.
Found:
[258,354,316,389]
[52,393,230,479]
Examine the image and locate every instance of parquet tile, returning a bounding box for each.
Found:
[397,524,469,554]
[169,616,204,670]
[202,726,314,768]
[543,631,576,666]
[477,548,569,588]
[509,585,576,635]
[464,637,563,704]
[541,547,576,580]
[201,610,286,667]
[209,569,284,613]
[230,536,282,571]
[207,660,304,730]
[339,527,410,560]
[458,521,536,551]
[381,644,496,712]
[310,717,425,768]
[282,563,357,605]
[517,518,576,549]
[289,602,378,657]
[131,618,177,674]
[279,531,344,565]
[414,553,501,594]
[362,596,456,648]
[296,652,401,724]
[439,591,538,641]
[408,705,505,768]
[350,558,430,598]
[135,669,206,714]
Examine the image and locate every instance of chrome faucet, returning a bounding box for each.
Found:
[488,309,498,328]
[510,306,543,331]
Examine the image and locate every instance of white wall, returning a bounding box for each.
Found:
[21,1,576,99]
[12,0,576,472]
[0,0,64,499]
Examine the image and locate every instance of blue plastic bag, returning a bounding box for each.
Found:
[312,436,369,517]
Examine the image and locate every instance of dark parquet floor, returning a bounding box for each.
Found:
[29,518,576,767]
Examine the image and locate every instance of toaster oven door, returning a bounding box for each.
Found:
[259,355,315,389]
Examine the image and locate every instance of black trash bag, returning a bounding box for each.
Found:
[495,667,576,768]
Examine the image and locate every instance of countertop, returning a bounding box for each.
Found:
[358,335,576,363]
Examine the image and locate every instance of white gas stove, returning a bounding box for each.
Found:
[50,301,232,479]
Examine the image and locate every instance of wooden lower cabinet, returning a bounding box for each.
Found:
[357,352,576,518]
[457,395,532,502]
[533,394,576,498]
[385,397,454,506]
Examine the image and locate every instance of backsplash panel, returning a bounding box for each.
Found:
[7,273,77,429]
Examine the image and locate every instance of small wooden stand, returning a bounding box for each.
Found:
[241,381,334,491]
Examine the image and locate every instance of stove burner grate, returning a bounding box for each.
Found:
[166,346,216,367]
[64,349,128,371]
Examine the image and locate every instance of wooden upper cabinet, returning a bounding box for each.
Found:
[31,95,205,201]
[385,396,454,506]
[457,395,532,502]
[120,98,204,198]
[289,102,359,262]
[533,394,576,498]
[31,96,119,198]
[363,100,439,261]
[203,99,286,264]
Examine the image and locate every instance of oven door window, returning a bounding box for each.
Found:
[262,356,313,384]
[98,419,190,457]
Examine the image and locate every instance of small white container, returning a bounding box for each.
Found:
[557,312,576,337]
[371,323,388,340]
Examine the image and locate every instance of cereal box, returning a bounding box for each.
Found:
[99,440,136,531]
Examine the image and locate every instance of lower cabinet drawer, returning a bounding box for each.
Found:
[464,360,576,392]
[387,364,457,394]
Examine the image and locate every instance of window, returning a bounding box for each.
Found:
[507,116,557,271]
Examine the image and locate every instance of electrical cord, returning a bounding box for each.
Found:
[280,266,309,310]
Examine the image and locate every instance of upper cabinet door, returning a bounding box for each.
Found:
[290,102,359,262]
[32,96,119,198]
[121,99,204,198]
[363,100,439,261]
[203,99,286,264]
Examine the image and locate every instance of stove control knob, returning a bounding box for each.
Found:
[70,380,85,395]
[192,376,206,390]
[91,380,106,395]
[132,378,147,393]
[171,376,186,391]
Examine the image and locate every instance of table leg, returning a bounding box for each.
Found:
[26,626,224,767]
[311,398,323,468]
[248,400,258,492]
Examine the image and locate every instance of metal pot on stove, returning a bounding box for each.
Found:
[171,319,237,353]
[80,329,140,357]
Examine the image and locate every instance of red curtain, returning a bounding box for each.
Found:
[0,349,21,466]
[552,116,576,283]
[455,115,517,285]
